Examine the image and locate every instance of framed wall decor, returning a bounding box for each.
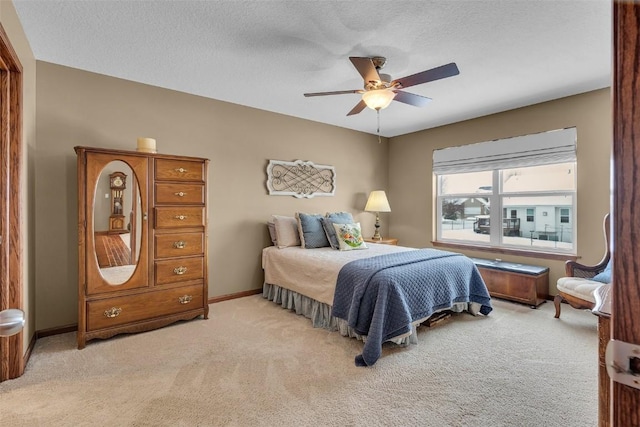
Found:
[266,159,336,198]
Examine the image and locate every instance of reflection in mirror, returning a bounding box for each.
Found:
[93,160,142,285]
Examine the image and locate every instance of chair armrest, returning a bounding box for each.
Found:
[565,255,610,278]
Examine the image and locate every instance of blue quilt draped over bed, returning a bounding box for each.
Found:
[331,248,492,367]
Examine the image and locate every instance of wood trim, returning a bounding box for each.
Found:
[35,325,78,339]
[0,22,24,381]
[0,52,9,382]
[22,331,36,368]
[432,240,578,262]
[611,2,640,425]
[0,28,21,73]
[208,288,262,304]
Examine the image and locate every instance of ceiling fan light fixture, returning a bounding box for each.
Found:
[362,89,395,110]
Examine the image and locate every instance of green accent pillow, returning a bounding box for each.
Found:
[332,222,368,251]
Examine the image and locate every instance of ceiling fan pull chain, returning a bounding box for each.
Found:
[377,109,381,144]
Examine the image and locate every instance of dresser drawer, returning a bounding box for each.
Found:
[155,158,205,182]
[155,183,205,205]
[155,232,204,259]
[155,256,204,285]
[86,284,204,331]
[155,206,205,228]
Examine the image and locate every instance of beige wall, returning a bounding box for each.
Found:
[0,2,37,351]
[34,64,611,330]
[35,62,388,330]
[388,88,612,295]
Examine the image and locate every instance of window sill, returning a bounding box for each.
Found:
[432,241,578,262]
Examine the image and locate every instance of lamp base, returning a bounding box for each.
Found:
[371,213,383,240]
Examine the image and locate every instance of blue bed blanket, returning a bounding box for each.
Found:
[331,249,492,367]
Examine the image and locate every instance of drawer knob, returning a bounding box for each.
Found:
[174,215,187,220]
[173,240,186,249]
[174,266,188,275]
[179,295,193,304]
[174,191,187,197]
[175,167,188,173]
[104,307,122,318]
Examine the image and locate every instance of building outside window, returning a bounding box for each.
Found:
[433,128,577,254]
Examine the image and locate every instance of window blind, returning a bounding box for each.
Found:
[432,127,577,175]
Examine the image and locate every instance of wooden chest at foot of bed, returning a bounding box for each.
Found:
[470,258,549,308]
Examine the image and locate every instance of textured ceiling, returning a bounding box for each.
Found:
[13,0,612,137]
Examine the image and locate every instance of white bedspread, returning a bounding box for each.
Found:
[262,244,414,306]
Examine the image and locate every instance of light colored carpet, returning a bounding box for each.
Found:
[0,296,598,426]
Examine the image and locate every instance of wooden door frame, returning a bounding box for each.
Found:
[0,22,24,381]
[611,1,640,424]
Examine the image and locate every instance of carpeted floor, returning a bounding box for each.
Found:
[0,296,598,426]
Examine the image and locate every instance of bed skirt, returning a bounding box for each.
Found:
[263,282,428,346]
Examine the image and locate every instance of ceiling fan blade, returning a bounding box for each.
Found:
[304,89,362,97]
[392,62,460,89]
[347,99,367,116]
[392,91,432,108]
[349,57,381,83]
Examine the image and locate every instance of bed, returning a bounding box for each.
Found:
[262,242,492,366]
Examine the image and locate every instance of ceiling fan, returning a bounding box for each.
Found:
[304,56,460,116]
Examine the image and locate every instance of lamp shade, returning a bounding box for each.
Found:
[362,89,395,110]
[365,190,391,212]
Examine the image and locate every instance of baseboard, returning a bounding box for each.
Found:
[32,292,263,340]
[35,324,78,339]
[208,288,262,304]
[22,332,37,370]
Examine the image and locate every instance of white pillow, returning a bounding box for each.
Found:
[272,215,301,248]
[332,222,368,251]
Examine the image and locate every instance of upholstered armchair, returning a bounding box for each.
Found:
[554,213,611,318]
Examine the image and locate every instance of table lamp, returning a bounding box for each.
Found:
[364,190,391,240]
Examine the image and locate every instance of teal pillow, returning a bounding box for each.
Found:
[593,259,612,283]
[322,212,354,249]
[296,213,330,249]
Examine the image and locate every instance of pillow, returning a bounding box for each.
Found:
[322,212,355,249]
[332,222,368,251]
[593,258,612,283]
[296,213,330,249]
[272,215,301,248]
[267,221,277,246]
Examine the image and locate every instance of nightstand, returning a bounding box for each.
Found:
[364,237,398,245]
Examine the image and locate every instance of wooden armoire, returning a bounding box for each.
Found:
[75,146,209,349]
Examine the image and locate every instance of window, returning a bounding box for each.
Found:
[433,128,577,254]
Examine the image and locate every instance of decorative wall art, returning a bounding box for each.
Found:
[266,159,336,198]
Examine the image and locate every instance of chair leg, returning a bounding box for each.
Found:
[554,294,563,318]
